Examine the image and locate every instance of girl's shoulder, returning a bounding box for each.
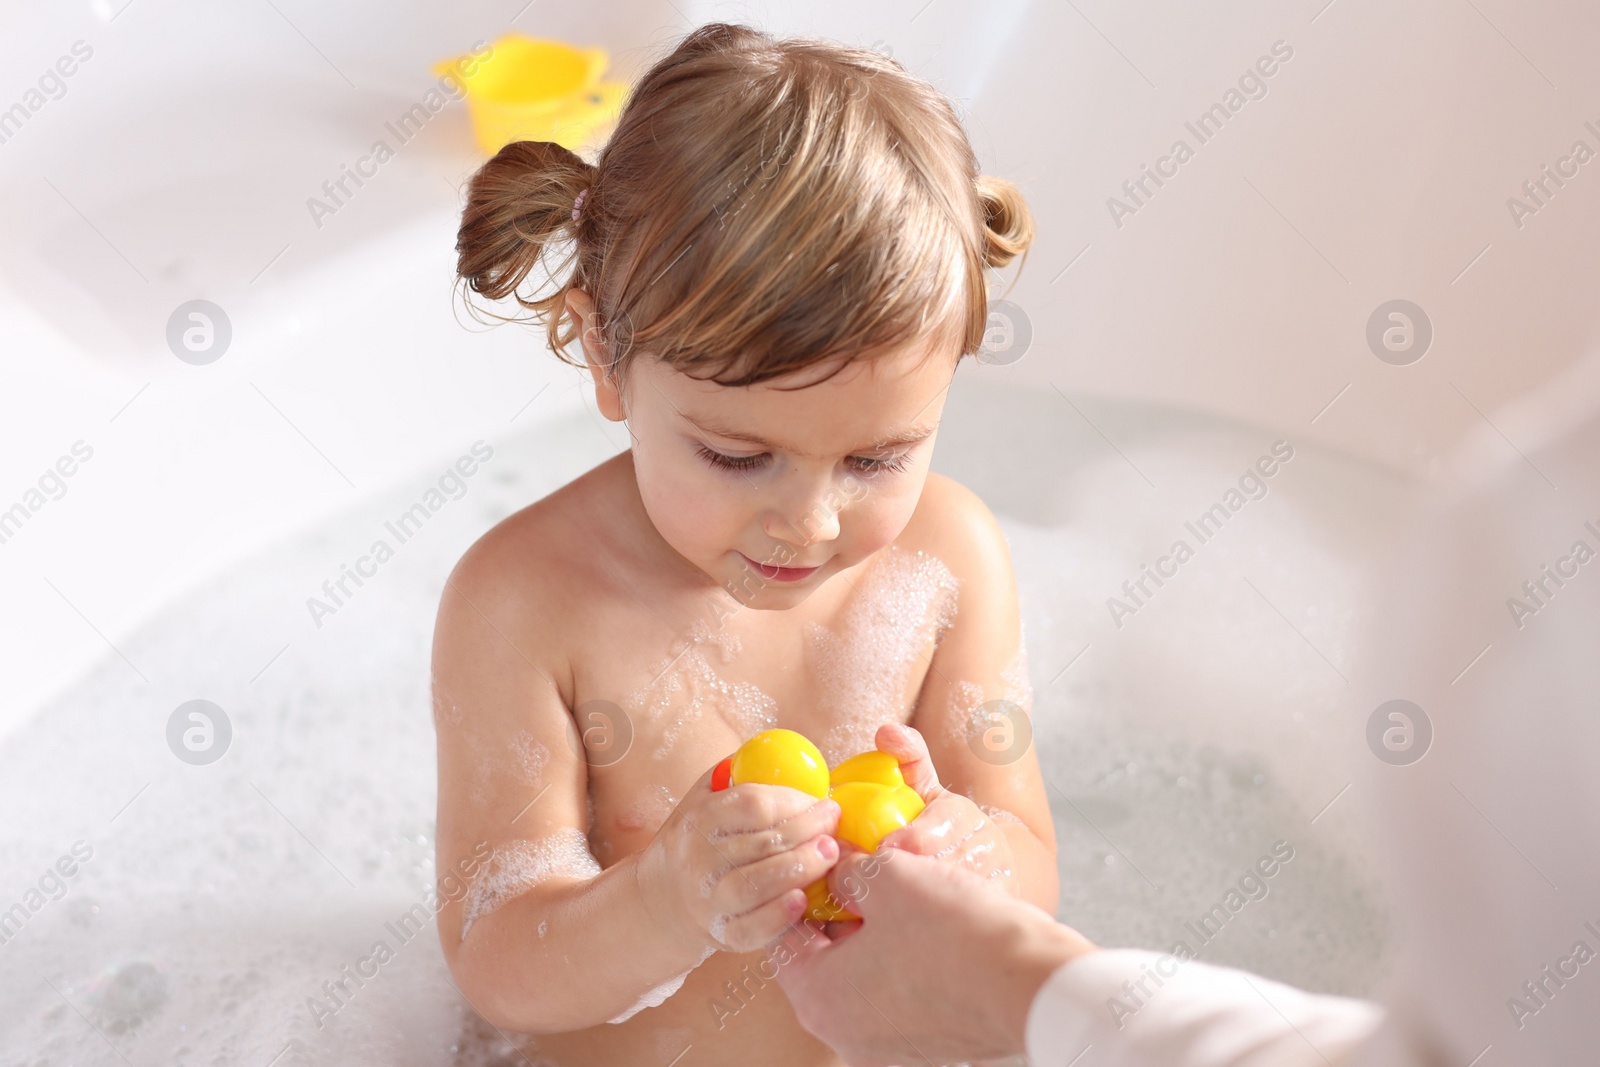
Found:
[897,471,1015,580]
[439,452,633,637]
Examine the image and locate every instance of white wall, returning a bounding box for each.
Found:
[3,0,1597,734]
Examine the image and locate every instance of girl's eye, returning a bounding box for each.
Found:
[697,446,768,472]
[695,446,912,476]
[849,453,912,475]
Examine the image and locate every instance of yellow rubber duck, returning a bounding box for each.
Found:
[433,33,628,155]
[712,729,925,923]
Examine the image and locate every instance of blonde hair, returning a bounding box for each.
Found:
[455,21,1033,388]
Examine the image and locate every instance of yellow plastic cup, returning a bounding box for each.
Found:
[433,33,627,155]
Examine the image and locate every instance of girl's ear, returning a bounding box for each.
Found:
[566,288,626,422]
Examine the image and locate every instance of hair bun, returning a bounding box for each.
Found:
[456,140,595,309]
[974,174,1033,270]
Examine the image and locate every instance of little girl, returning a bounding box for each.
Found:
[432,22,1057,1066]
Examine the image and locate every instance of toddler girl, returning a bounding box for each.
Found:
[433,21,1056,1066]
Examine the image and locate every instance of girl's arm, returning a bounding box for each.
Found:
[901,478,1060,915]
[430,538,712,1034]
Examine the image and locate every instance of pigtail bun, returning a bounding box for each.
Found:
[456,139,595,333]
[975,174,1034,269]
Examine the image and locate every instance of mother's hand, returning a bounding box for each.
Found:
[873,723,1018,891]
[770,845,1093,1067]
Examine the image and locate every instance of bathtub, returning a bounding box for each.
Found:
[0,373,1405,1062]
[4,0,1595,1062]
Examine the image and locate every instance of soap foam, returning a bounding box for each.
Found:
[807,546,961,764]
[512,732,551,788]
[0,401,1403,1064]
[623,619,779,760]
[605,943,718,1024]
[459,829,604,940]
[698,864,730,899]
[942,629,1035,755]
[431,677,464,728]
[979,803,1026,826]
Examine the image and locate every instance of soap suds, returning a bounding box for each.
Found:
[465,726,552,806]
[459,829,604,940]
[606,943,718,1024]
[623,619,779,760]
[979,803,1026,826]
[512,732,551,788]
[698,864,729,898]
[807,546,961,765]
[943,630,1035,756]
[432,677,466,729]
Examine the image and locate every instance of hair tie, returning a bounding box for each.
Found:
[571,187,589,222]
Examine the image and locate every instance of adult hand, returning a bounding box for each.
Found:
[874,723,1018,890]
[771,844,1095,1066]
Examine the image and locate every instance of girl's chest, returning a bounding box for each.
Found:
[573,546,962,862]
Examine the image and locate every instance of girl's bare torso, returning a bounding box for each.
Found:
[485,452,963,1067]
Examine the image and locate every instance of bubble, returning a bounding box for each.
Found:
[980,804,1026,827]
[512,732,551,787]
[623,619,778,760]
[432,688,464,728]
[606,943,718,1024]
[806,546,961,764]
[946,637,1036,764]
[89,960,168,1030]
[459,829,603,939]
[972,700,1036,767]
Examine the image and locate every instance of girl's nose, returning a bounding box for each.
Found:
[764,482,842,549]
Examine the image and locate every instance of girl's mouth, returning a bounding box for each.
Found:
[738,552,823,582]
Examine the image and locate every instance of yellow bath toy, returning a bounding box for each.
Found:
[725,729,830,799]
[829,750,906,789]
[711,730,924,923]
[806,758,924,922]
[433,33,628,155]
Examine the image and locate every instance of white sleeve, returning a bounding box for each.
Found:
[1024,949,1384,1067]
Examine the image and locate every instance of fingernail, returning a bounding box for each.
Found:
[817,835,838,861]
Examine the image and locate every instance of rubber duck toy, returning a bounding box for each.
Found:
[711,729,924,922]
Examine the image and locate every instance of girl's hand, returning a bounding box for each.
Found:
[872,723,1019,892]
[636,761,842,955]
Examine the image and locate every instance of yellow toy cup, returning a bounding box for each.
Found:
[433,33,628,155]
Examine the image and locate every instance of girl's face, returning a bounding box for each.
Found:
[570,291,957,610]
